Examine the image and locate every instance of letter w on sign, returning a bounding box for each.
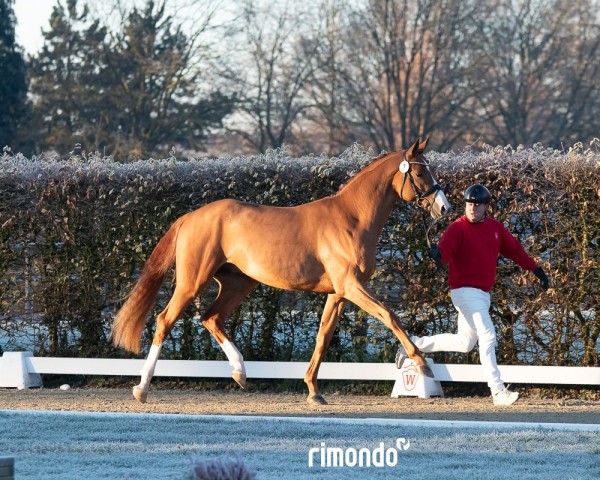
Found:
[402,365,419,391]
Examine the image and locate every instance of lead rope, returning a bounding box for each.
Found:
[421,208,438,249]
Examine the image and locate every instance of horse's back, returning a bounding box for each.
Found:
[179,198,333,291]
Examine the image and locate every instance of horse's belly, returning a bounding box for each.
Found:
[231,252,333,293]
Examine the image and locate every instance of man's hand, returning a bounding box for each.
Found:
[428,245,442,265]
[533,266,550,290]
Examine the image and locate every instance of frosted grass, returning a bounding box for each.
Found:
[0,410,598,479]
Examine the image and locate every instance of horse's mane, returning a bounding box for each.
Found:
[334,151,397,195]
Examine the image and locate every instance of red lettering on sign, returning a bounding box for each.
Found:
[402,365,418,391]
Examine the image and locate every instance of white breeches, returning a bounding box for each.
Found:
[412,287,505,394]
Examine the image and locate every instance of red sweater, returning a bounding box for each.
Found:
[438,216,538,292]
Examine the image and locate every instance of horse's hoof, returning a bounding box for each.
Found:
[395,349,407,369]
[133,385,148,403]
[307,394,328,405]
[232,371,246,389]
[416,364,434,378]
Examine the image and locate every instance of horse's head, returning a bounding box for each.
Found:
[393,138,451,220]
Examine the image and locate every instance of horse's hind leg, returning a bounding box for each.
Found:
[133,281,202,403]
[304,294,347,405]
[134,242,224,403]
[201,268,258,389]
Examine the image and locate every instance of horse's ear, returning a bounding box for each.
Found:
[406,138,421,159]
[418,137,430,153]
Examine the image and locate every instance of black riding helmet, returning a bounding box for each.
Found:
[464,184,491,204]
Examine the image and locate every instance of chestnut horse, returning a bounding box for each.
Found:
[112,138,451,404]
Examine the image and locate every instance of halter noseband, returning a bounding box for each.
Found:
[399,152,444,249]
[399,153,442,207]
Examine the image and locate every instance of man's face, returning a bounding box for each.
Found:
[465,202,487,223]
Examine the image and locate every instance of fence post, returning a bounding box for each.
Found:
[0,352,42,389]
[0,457,15,480]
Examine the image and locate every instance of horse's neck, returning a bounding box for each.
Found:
[334,157,399,234]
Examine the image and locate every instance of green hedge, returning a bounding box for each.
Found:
[0,143,597,367]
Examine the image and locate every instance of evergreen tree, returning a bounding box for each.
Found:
[0,0,28,150]
[101,0,236,159]
[29,0,235,159]
[29,0,107,155]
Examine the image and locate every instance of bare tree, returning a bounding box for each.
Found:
[547,0,600,147]
[310,0,485,152]
[308,0,600,153]
[297,0,352,154]
[224,0,322,153]
[473,0,600,148]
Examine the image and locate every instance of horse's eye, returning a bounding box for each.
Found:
[416,172,424,178]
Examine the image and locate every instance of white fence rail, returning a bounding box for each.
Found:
[1,352,598,399]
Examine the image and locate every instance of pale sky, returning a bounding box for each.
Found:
[14,0,58,55]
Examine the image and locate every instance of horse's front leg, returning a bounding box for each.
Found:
[304,294,347,405]
[342,281,433,378]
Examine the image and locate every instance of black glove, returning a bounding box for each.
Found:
[533,266,549,290]
[428,245,442,264]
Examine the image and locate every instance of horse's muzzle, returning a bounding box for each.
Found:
[430,190,451,220]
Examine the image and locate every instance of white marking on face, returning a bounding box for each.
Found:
[428,169,451,219]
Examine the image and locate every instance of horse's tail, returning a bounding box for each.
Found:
[112,216,186,353]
